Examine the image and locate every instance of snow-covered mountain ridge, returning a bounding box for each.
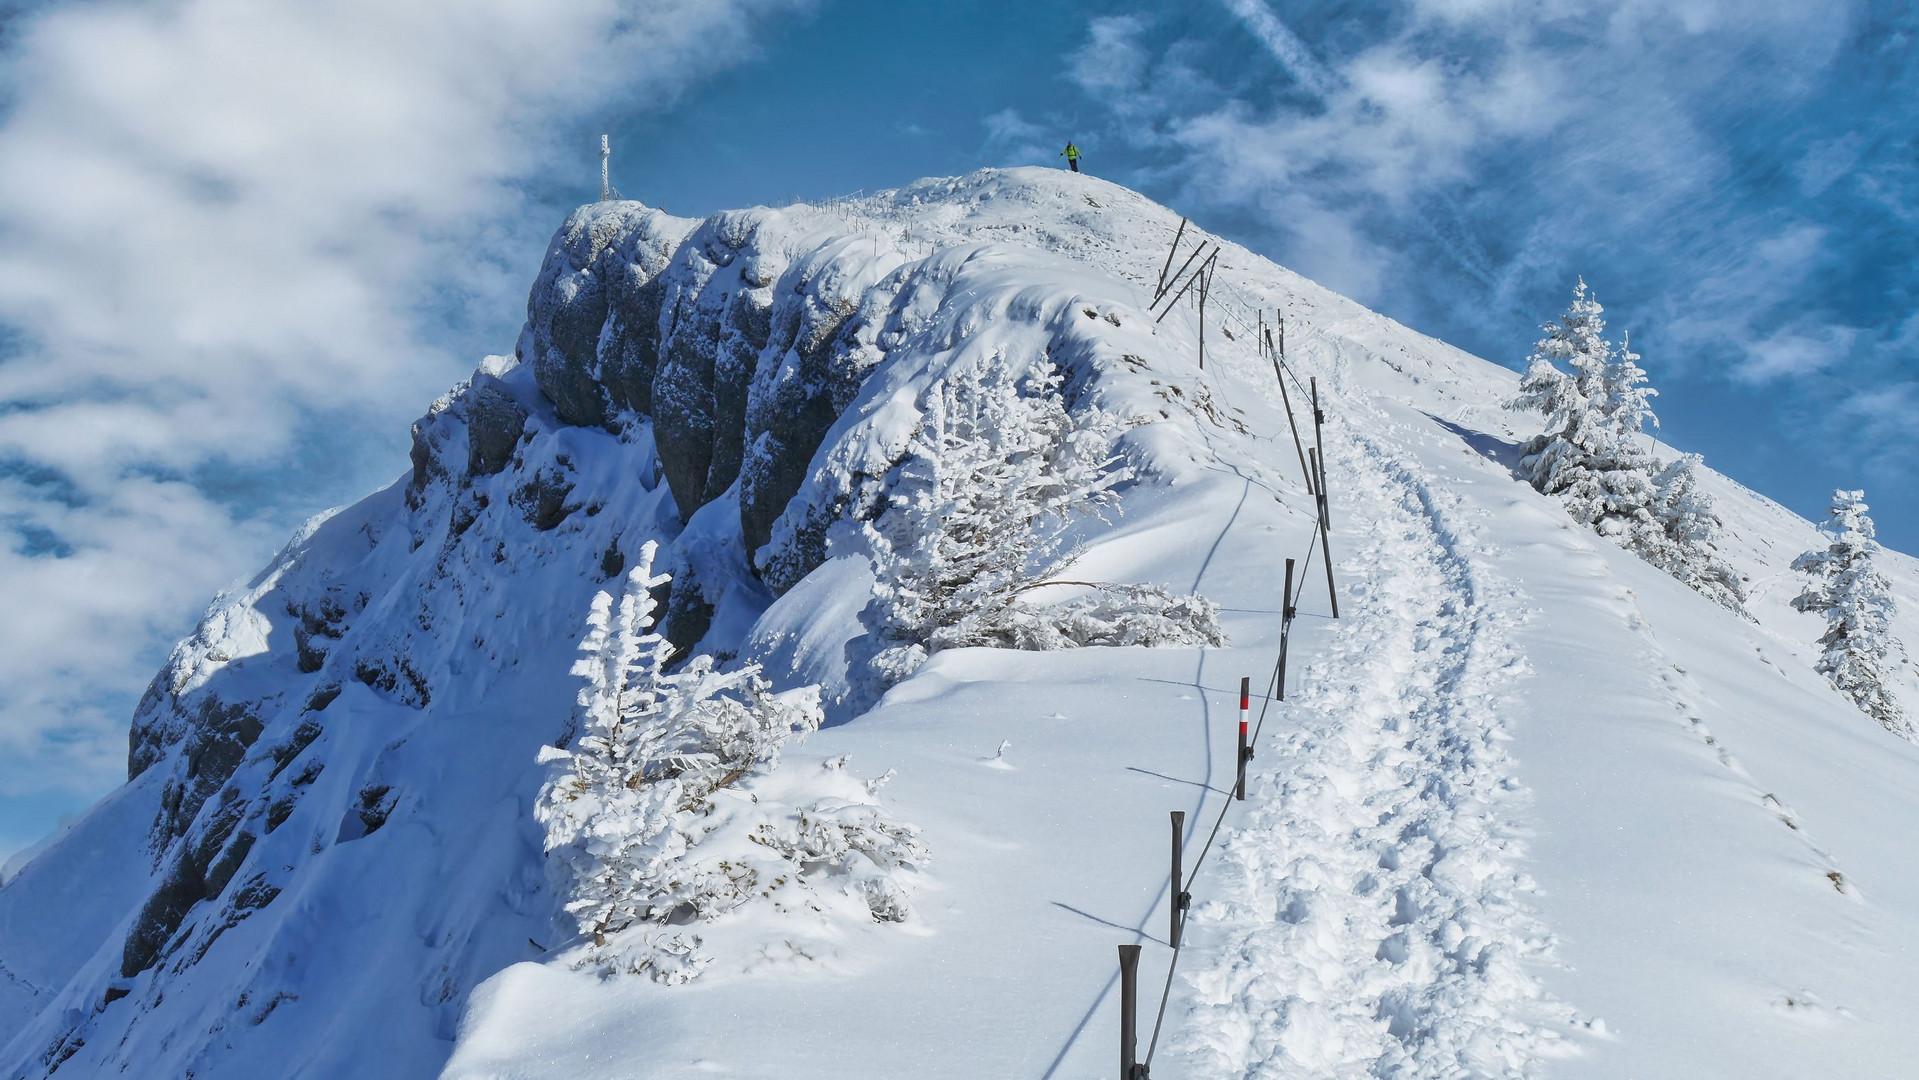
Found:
[4,167,1918,1079]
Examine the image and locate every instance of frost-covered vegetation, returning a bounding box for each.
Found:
[1794,490,1909,738]
[1513,280,1745,613]
[851,356,1223,692]
[536,543,925,981]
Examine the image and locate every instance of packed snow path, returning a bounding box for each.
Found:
[1172,421,1573,1077]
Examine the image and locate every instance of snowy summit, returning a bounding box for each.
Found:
[2,168,1917,1079]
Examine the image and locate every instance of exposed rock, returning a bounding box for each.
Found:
[149,697,265,847]
[741,251,892,570]
[524,202,689,428]
[464,380,528,478]
[509,466,577,532]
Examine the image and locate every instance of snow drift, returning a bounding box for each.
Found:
[4,167,1918,1080]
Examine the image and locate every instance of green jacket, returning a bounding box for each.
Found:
[1061,144,1080,160]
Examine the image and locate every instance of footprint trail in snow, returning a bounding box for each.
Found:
[1175,425,1579,1078]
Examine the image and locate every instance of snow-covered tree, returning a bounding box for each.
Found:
[536,542,924,980]
[1601,331,1658,440]
[854,355,1221,690]
[1794,490,1909,738]
[1512,280,1746,615]
[1512,279,1661,542]
[1644,454,1746,613]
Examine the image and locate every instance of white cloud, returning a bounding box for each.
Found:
[0,0,805,801]
[1067,0,1856,325]
[982,107,1058,166]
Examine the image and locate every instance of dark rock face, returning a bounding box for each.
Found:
[517,202,909,590]
[509,465,577,532]
[740,251,893,565]
[147,696,265,845]
[524,202,686,429]
[651,210,782,519]
[407,371,526,509]
[123,780,262,976]
[465,382,528,478]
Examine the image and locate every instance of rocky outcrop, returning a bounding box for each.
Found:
[519,202,907,587]
[524,202,688,429]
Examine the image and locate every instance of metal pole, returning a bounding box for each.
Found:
[1278,558,1296,700]
[1155,240,1208,310]
[1170,811,1188,947]
[1309,449,1328,533]
[1282,557,1297,624]
[1274,348,1314,496]
[1310,377,1325,465]
[1152,244,1213,322]
[1307,447,1340,619]
[1236,675,1251,801]
[1119,944,1142,1080]
[1197,262,1207,370]
[1156,218,1188,300]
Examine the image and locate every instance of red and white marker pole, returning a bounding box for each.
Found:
[1236,675,1252,801]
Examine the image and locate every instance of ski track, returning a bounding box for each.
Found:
[1174,422,1578,1078]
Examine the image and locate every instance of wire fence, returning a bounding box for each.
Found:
[1117,222,1341,1079]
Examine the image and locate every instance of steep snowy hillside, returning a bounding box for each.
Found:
[4,168,1918,1080]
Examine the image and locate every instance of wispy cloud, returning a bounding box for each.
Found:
[0,0,805,812]
[1217,0,1337,98]
[1066,0,1919,535]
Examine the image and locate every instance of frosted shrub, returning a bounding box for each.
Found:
[1794,490,1909,739]
[1512,280,1744,614]
[536,542,925,981]
[856,356,1223,691]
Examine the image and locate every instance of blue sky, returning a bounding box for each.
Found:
[0,0,1912,861]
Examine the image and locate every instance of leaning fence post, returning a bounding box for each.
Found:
[1154,242,1211,318]
[1236,676,1252,801]
[1306,445,1340,618]
[1170,811,1189,947]
[1309,376,1325,459]
[1119,944,1142,1080]
[1156,217,1188,300]
[1309,449,1328,532]
[1275,356,1314,495]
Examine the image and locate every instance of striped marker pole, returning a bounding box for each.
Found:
[1236,676,1252,801]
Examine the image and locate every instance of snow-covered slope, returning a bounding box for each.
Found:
[4,168,1918,1079]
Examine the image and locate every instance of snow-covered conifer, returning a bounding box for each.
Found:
[1645,454,1746,613]
[1512,279,1659,540]
[1512,281,1747,615]
[536,543,924,980]
[1793,490,1909,738]
[1602,331,1658,441]
[855,355,1221,690]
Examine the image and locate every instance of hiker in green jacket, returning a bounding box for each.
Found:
[1061,142,1081,173]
